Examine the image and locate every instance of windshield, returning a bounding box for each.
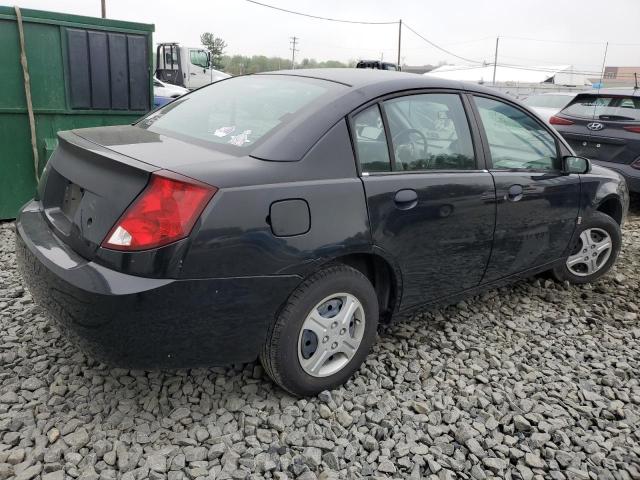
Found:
[138,75,342,153]
[523,94,573,109]
[561,94,640,121]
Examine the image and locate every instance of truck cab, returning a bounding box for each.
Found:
[356,60,400,71]
[155,42,230,90]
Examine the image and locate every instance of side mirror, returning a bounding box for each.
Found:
[562,155,591,174]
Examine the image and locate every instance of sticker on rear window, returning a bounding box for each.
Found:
[228,130,252,146]
[213,126,235,138]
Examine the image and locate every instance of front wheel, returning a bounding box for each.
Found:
[260,265,379,396]
[552,211,621,284]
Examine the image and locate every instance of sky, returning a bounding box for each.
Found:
[12,0,640,74]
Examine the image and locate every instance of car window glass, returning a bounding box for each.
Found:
[164,50,178,67]
[562,95,640,120]
[139,75,342,153]
[190,50,208,68]
[523,94,572,109]
[474,96,558,171]
[353,105,391,172]
[383,93,475,171]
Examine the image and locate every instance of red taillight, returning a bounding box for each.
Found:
[102,171,216,251]
[549,115,574,126]
[623,125,640,134]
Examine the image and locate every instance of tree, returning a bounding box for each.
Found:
[200,32,227,69]
[219,54,351,75]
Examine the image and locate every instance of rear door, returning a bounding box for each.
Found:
[554,94,640,166]
[470,94,580,281]
[353,91,496,309]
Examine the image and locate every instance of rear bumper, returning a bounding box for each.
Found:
[591,160,640,193]
[15,201,300,368]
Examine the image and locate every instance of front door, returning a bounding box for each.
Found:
[352,92,496,309]
[187,49,211,89]
[470,95,581,281]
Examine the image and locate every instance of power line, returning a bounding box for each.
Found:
[429,62,639,79]
[498,53,603,69]
[245,0,398,25]
[502,35,605,46]
[402,22,484,65]
[502,35,640,47]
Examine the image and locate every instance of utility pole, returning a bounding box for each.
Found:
[290,36,299,70]
[101,0,106,18]
[397,19,402,69]
[492,36,499,86]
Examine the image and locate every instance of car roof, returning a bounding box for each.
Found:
[575,87,640,97]
[247,69,504,161]
[532,91,579,96]
[257,68,470,90]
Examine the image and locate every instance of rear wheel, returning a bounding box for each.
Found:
[552,211,621,284]
[260,265,379,396]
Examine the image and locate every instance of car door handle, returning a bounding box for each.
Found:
[394,189,418,210]
[506,184,524,202]
[190,72,197,76]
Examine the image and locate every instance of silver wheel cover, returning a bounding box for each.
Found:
[297,293,365,378]
[566,227,613,277]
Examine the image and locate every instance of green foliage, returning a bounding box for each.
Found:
[220,55,355,75]
[200,32,227,69]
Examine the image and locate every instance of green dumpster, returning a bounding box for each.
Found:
[0,6,154,219]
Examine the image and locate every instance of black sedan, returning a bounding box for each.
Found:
[16,69,629,396]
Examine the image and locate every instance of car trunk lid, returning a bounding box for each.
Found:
[39,131,156,259]
[560,125,633,164]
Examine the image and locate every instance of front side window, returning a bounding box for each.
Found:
[383,93,476,171]
[190,50,209,68]
[138,75,342,153]
[352,105,391,172]
[474,96,558,171]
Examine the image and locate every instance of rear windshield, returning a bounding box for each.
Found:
[138,75,343,152]
[523,94,573,109]
[561,94,640,121]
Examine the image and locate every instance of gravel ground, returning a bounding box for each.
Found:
[1,199,639,480]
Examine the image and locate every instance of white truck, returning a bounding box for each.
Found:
[155,43,230,90]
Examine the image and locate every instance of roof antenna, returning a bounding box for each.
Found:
[593,42,608,119]
[635,72,638,90]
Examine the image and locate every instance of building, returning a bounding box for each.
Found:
[425,64,591,86]
[424,64,592,99]
[598,66,640,88]
[401,64,435,75]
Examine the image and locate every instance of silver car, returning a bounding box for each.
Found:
[523,92,580,122]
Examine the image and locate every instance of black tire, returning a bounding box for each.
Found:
[260,264,379,396]
[552,211,621,284]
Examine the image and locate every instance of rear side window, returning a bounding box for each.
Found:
[384,93,476,171]
[562,95,640,121]
[475,96,558,171]
[138,75,342,152]
[352,105,392,172]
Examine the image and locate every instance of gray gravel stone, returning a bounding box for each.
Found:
[1,203,640,479]
[482,457,507,472]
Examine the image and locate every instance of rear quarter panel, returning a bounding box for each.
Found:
[179,120,373,279]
